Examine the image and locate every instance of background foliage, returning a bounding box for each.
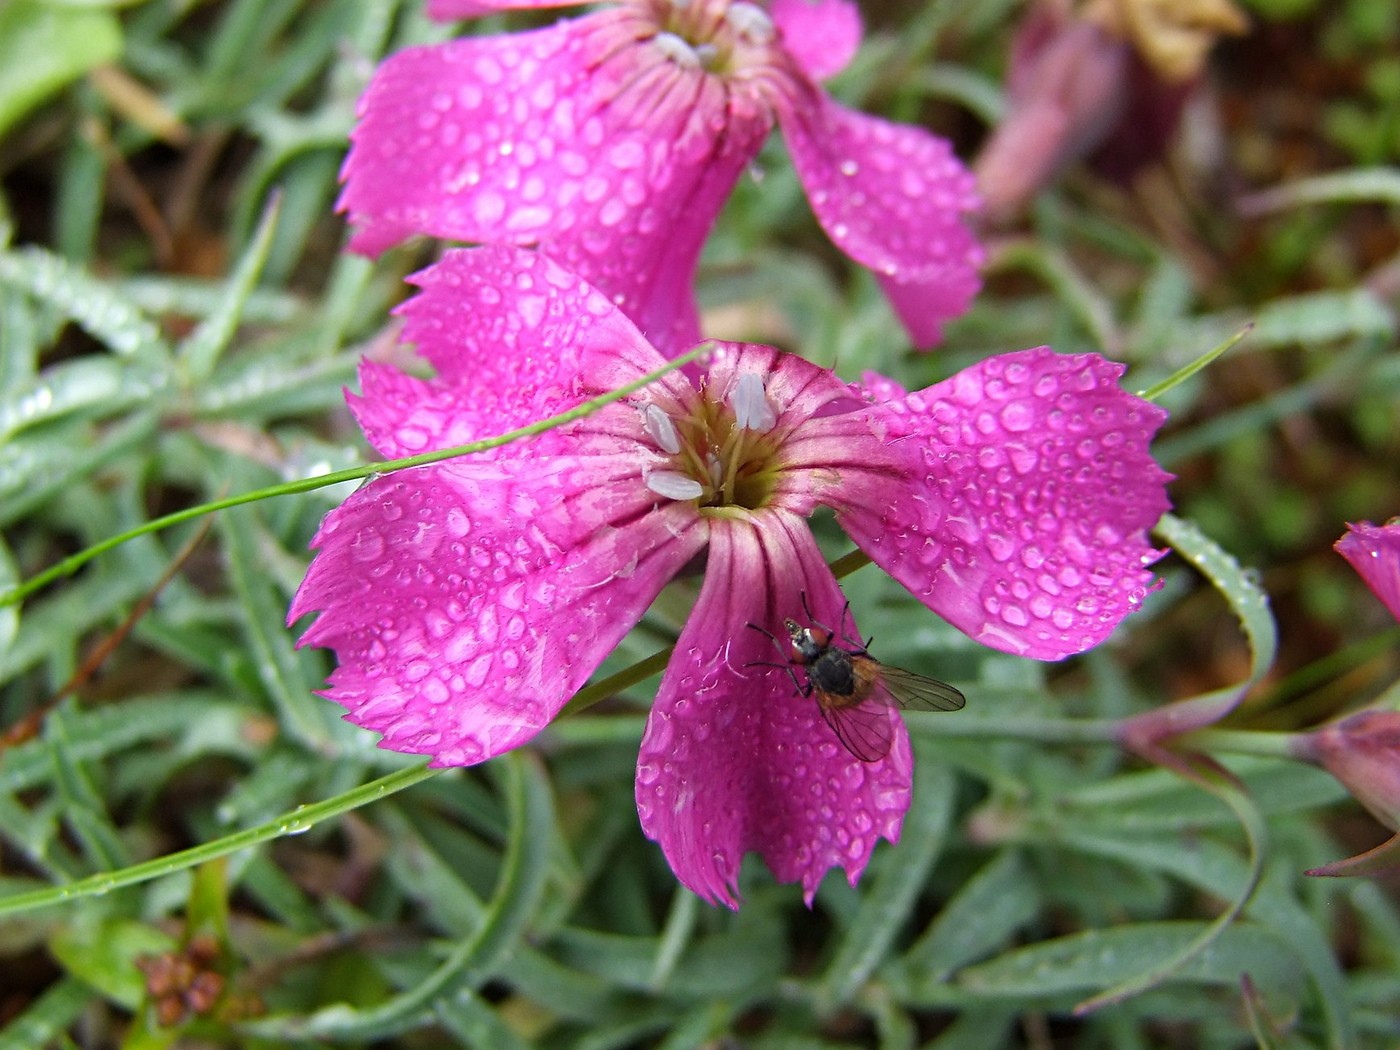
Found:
[1,0,1399,1047]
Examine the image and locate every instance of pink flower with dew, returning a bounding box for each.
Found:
[339,0,982,354]
[289,245,1170,907]
[1335,519,1400,623]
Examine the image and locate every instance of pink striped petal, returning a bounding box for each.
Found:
[636,509,912,908]
[291,463,705,766]
[350,246,667,458]
[340,12,767,355]
[839,349,1171,660]
[1336,521,1400,623]
[771,0,862,81]
[778,92,983,348]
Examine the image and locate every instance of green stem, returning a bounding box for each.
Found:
[0,762,438,917]
[1179,728,1308,760]
[0,344,709,609]
[560,648,673,717]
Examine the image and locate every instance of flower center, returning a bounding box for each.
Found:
[640,373,784,513]
[641,0,782,78]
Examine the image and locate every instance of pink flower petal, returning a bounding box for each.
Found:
[291,462,705,766]
[778,91,983,348]
[340,13,768,354]
[1336,520,1400,622]
[636,509,912,908]
[839,348,1171,660]
[770,0,862,82]
[350,246,668,458]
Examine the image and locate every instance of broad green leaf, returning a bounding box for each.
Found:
[0,2,121,139]
[49,917,175,1009]
[956,922,1306,1006]
[889,848,1041,992]
[1250,289,1396,348]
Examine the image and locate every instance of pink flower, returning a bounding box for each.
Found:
[1335,519,1400,623]
[339,0,982,354]
[289,245,1170,906]
[975,0,1247,224]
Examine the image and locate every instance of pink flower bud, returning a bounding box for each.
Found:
[1300,711,1400,832]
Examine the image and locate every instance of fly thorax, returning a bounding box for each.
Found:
[809,648,857,697]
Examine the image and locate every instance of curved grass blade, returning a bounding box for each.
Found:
[239,752,553,1041]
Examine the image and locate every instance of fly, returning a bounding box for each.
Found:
[748,599,965,763]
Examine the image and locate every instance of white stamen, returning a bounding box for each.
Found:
[706,452,723,488]
[730,373,777,432]
[725,2,775,43]
[652,31,702,69]
[641,403,682,454]
[645,470,705,501]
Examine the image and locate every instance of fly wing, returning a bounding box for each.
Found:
[874,663,966,712]
[817,695,896,763]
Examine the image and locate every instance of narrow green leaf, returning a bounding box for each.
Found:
[435,992,536,1050]
[990,240,1118,353]
[817,759,955,1006]
[178,196,281,381]
[0,246,170,360]
[220,505,338,751]
[648,887,699,991]
[0,358,167,442]
[1072,768,1269,1013]
[0,533,16,656]
[1137,325,1251,403]
[186,859,232,943]
[1154,513,1278,686]
[0,977,91,1050]
[919,1010,1018,1050]
[1238,167,1400,214]
[0,412,158,528]
[45,708,133,870]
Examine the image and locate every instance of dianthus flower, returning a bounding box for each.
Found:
[1288,520,1400,875]
[339,0,982,354]
[975,0,1246,223]
[290,245,1170,906]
